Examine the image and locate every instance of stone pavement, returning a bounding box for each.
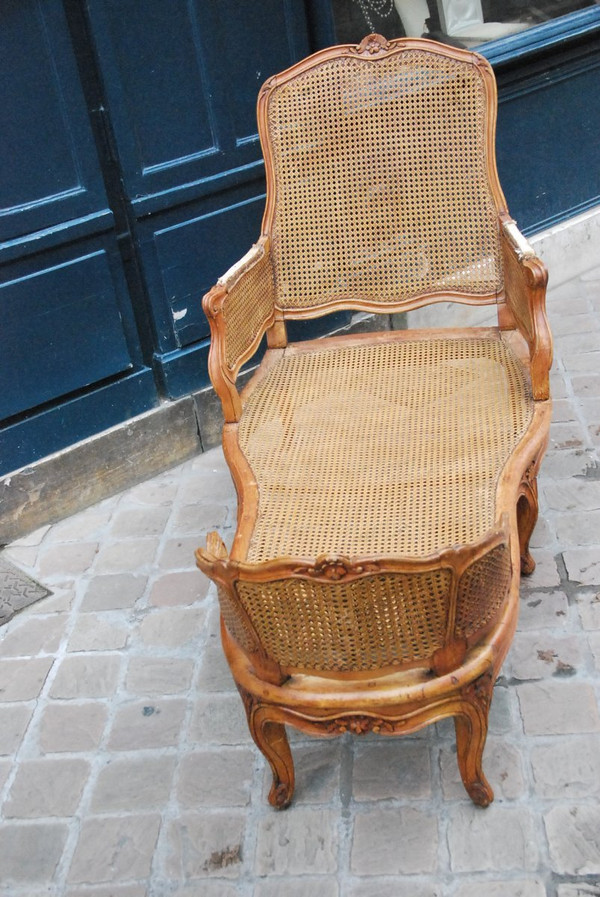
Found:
[1,267,600,897]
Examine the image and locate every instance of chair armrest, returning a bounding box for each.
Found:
[500,219,552,401]
[202,235,277,421]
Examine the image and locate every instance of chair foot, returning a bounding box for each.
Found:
[455,672,494,807]
[517,471,539,576]
[242,695,295,809]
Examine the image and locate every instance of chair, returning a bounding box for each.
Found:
[196,34,552,809]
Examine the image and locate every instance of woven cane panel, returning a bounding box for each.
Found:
[266,50,501,310]
[223,250,275,371]
[456,543,512,639]
[235,568,452,672]
[239,337,533,562]
[217,584,259,656]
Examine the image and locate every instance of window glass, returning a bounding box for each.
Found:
[332,0,598,48]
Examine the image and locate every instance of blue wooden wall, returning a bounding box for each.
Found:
[1,1,599,476]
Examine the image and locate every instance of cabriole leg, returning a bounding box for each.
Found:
[455,673,494,807]
[517,475,539,576]
[244,700,295,809]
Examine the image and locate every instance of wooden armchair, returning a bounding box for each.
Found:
[196,34,552,809]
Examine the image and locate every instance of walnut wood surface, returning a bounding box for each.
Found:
[195,35,552,809]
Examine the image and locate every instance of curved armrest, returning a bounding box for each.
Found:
[500,218,553,401]
[202,235,277,421]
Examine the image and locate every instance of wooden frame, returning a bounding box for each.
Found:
[196,34,553,809]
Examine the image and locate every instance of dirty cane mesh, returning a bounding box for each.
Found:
[235,568,452,673]
[456,542,512,640]
[265,49,502,310]
[221,249,276,372]
[238,336,533,562]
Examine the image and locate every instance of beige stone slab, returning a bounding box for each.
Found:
[136,606,207,649]
[542,450,598,479]
[563,548,600,585]
[39,701,108,753]
[519,550,561,588]
[68,814,161,884]
[66,885,147,897]
[196,640,237,693]
[0,757,12,791]
[555,510,600,546]
[576,591,600,629]
[4,757,89,818]
[517,591,569,630]
[267,740,342,805]
[447,805,539,872]
[109,506,172,538]
[350,807,437,875]
[0,821,69,884]
[545,804,600,874]
[345,882,442,897]
[453,881,546,897]
[106,699,187,751]
[90,755,176,812]
[0,703,35,754]
[149,570,209,607]
[0,613,67,657]
[441,738,525,801]
[0,657,53,702]
[530,735,600,798]
[177,748,254,808]
[49,654,122,699]
[352,739,431,801]
[37,542,99,579]
[166,811,246,880]
[188,694,252,746]
[81,574,147,611]
[170,502,228,536]
[256,808,338,876]
[509,632,582,681]
[543,479,600,512]
[157,535,204,571]
[68,614,129,652]
[255,879,339,897]
[93,538,160,574]
[125,656,195,696]
[518,681,600,735]
[45,505,114,544]
[589,631,600,671]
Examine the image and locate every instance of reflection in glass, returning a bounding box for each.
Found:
[333,0,598,48]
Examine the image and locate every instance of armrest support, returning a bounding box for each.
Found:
[202,236,277,421]
[500,218,552,401]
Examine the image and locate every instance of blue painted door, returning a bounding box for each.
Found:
[0,0,157,473]
[0,0,343,475]
[84,0,347,396]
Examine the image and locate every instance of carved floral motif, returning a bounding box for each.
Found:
[321,715,398,735]
[297,556,380,581]
[354,34,391,56]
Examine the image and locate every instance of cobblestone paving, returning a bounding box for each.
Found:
[1,268,600,896]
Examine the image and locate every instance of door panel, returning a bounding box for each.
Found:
[1,244,135,420]
[0,0,109,244]
[86,1,312,214]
